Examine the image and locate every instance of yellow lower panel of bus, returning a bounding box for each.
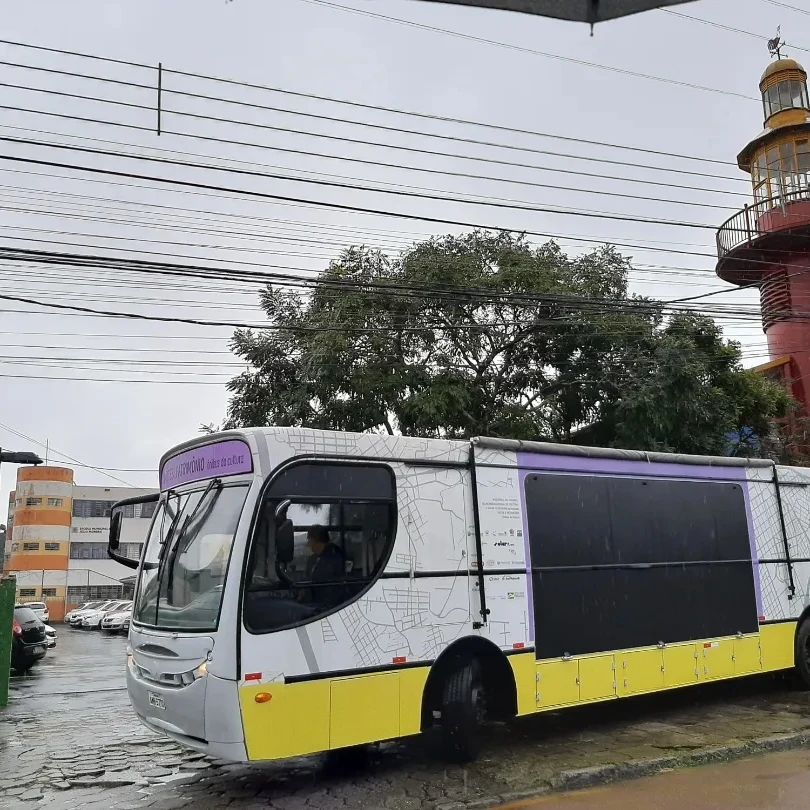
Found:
[240,624,799,760]
[663,642,701,688]
[579,654,615,702]
[702,638,735,680]
[330,673,400,749]
[529,624,798,717]
[239,667,429,761]
[733,634,762,675]
[760,622,796,672]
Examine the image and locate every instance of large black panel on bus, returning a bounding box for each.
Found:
[524,473,759,659]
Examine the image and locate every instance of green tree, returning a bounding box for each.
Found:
[223,231,789,455]
[599,314,791,455]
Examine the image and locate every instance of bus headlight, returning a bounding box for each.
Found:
[179,660,208,686]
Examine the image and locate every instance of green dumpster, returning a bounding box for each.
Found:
[0,574,16,708]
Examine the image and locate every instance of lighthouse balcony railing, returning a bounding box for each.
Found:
[716,188,810,258]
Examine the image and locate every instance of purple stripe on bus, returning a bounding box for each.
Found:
[160,439,253,490]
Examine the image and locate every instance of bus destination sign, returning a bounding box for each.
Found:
[160,439,253,489]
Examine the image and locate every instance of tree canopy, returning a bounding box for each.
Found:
[221,231,790,457]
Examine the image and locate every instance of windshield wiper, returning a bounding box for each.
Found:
[163,478,223,601]
[142,490,180,571]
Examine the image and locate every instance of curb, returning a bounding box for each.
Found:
[445,728,810,809]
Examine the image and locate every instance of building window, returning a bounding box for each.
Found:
[25,497,42,507]
[69,542,110,560]
[73,499,117,518]
[138,501,157,519]
[73,500,142,519]
[47,498,64,507]
[42,588,57,597]
[67,585,124,603]
[44,542,60,551]
[764,78,810,119]
[119,542,143,560]
[22,542,40,551]
[18,588,36,598]
[753,137,810,205]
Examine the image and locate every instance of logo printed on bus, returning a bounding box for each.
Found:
[160,439,254,489]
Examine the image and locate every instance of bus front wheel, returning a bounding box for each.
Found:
[439,658,485,763]
[796,618,810,689]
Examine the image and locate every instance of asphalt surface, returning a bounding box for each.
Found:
[2,628,810,808]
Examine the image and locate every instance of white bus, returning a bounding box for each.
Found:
[108,427,810,763]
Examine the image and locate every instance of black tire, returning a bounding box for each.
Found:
[439,659,485,763]
[795,618,810,689]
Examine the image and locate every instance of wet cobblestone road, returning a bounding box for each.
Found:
[2,629,810,809]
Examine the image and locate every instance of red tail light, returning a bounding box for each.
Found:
[12,620,22,636]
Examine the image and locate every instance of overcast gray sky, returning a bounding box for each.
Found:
[0,0,806,509]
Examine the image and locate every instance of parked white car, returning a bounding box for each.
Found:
[44,624,57,648]
[69,600,117,628]
[65,601,106,625]
[81,601,132,630]
[19,602,49,623]
[101,607,132,635]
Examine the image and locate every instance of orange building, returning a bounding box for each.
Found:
[5,465,155,621]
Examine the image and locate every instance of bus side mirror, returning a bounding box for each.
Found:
[107,494,158,570]
[109,511,122,551]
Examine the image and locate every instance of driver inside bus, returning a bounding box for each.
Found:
[302,525,346,608]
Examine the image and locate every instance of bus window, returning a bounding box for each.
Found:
[243,462,396,633]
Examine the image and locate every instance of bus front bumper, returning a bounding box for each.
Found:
[126,663,248,762]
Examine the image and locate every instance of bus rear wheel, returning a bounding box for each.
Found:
[439,659,486,763]
[796,619,810,689]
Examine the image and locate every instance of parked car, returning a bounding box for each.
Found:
[68,600,117,628]
[81,600,132,630]
[101,606,132,635]
[64,601,104,624]
[11,606,47,673]
[18,601,49,623]
[44,624,57,648]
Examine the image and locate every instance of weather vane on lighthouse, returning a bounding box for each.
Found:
[768,27,785,59]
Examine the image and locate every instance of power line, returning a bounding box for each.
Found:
[0,89,749,187]
[0,371,227,385]
[0,138,718,231]
[0,421,140,485]
[0,247,784,329]
[763,1,810,17]
[661,8,810,53]
[0,124,744,211]
[298,0,757,102]
[0,36,745,166]
[0,171,734,252]
[0,163,727,260]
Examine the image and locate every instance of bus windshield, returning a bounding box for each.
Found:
[134,483,249,631]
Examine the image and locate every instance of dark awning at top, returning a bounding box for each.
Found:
[414,0,699,23]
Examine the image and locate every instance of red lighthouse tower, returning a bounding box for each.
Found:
[716,56,810,436]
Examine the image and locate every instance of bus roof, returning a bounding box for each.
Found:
[161,428,776,481]
[473,436,774,469]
